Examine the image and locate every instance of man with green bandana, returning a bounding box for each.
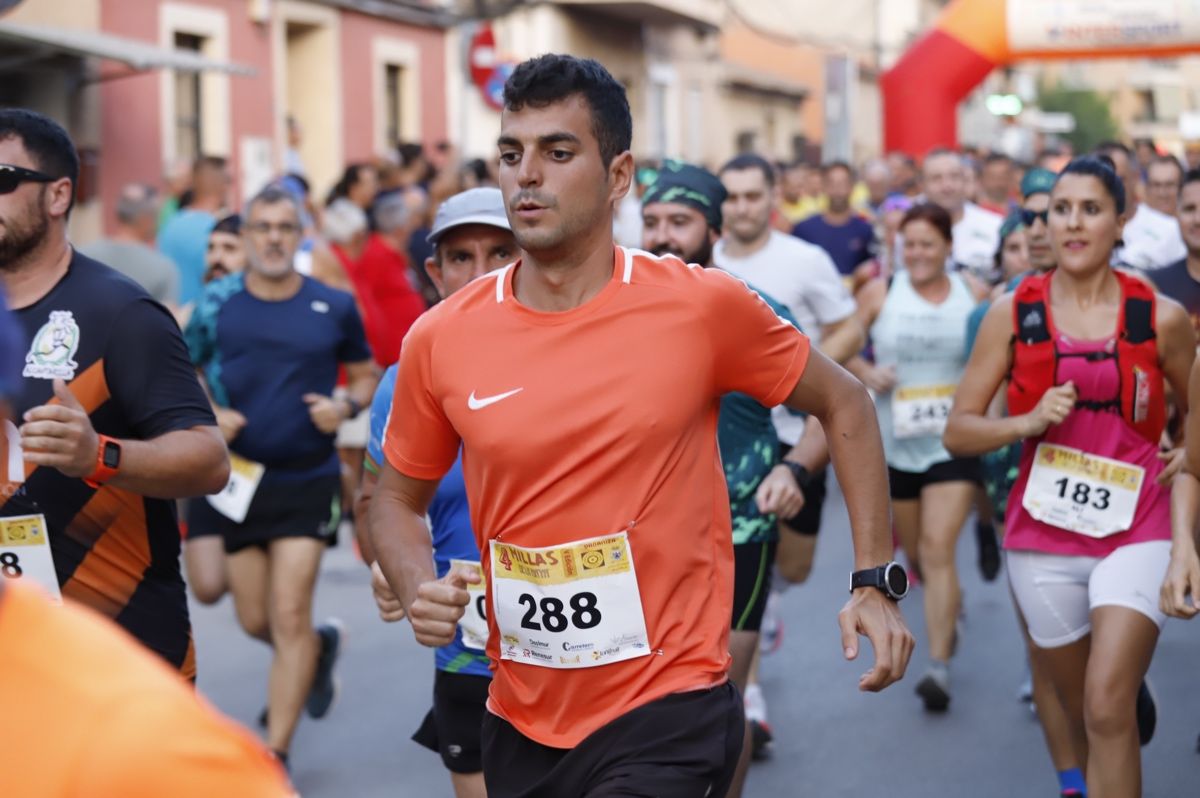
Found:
[641,161,829,797]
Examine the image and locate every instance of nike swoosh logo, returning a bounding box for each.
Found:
[468,388,523,410]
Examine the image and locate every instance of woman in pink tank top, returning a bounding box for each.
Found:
[944,157,1195,798]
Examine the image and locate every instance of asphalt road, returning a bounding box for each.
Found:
[191,478,1200,797]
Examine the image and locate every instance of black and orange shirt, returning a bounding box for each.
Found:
[1,251,216,678]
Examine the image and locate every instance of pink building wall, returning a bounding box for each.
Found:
[95,1,446,235]
[339,10,448,163]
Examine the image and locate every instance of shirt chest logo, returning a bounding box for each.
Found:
[467,388,523,410]
[23,310,80,381]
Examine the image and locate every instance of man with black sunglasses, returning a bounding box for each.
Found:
[0,108,230,677]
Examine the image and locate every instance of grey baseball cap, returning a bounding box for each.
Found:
[426,187,511,245]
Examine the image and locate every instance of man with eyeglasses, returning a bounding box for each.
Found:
[184,185,377,770]
[0,109,229,676]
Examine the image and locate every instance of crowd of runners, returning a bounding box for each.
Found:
[1,52,1199,798]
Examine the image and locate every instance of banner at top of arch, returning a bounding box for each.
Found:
[882,0,1200,157]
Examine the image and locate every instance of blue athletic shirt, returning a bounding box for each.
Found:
[185,273,371,485]
[366,364,491,678]
[792,214,877,277]
[157,209,216,307]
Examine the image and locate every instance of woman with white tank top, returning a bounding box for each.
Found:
[848,203,987,712]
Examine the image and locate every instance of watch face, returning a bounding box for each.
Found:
[102,441,121,469]
[885,563,908,597]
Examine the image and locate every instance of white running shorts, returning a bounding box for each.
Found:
[1006,540,1171,648]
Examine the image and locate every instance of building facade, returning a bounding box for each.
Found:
[2,0,449,242]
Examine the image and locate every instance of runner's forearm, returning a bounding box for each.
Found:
[355,465,380,564]
[785,352,891,569]
[943,411,1031,457]
[107,426,229,498]
[819,385,893,569]
[818,317,864,366]
[1170,471,1200,552]
[783,416,829,471]
[369,469,439,613]
[343,365,381,419]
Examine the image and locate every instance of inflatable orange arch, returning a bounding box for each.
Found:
[882,0,1200,157]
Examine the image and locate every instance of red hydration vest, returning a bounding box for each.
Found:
[1007,269,1165,445]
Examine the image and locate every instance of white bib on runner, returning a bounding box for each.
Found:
[450,558,489,651]
[490,531,650,670]
[206,453,265,523]
[891,384,955,440]
[0,514,61,602]
[1022,443,1145,538]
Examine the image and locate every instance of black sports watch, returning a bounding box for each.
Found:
[783,461,811,489]
[343,396,364,419]
[850,561,909,601]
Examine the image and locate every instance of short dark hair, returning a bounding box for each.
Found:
[0,108,79,211]
[246,185,301,219]
[212,213,242,236]
[983,152,1012,168]
[1094,140,1131,160]
[720,154,775,187]
[193,155,227,175]
[822,160,854,180]
[1148,154,1184,180]
[503,54,632,169]
[900,202,953,243]
[922,147,960,169]
[1181,167,1200,194]
[1056,155,1126,215]
[326,163,374,207]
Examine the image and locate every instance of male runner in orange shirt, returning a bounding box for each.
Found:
[0,579,294,797]
[371,54,914,798]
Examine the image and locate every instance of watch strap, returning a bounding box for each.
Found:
[784,461,811,489]
[83,435,120,489]
[850,566,885,592]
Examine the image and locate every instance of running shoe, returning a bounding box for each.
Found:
[306,619,345,719]
[1136,678,1156,747]
[749,718,774,762]
[975,520,1001,582]
[759,591,783,655]
[915,665,951,713]
[1017,661,1033,704]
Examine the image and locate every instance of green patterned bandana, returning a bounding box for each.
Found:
[641,160,728,231]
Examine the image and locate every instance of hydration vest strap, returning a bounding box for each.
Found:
[1015,299,1051,345]
[1124,297,1154,344]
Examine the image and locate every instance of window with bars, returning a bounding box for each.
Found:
[174,32,204,161]
[385,63,403,148]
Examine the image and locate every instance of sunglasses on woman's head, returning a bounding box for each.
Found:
[0,164,55,195]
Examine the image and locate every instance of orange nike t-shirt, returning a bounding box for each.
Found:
[0,582,293,797]
[384,247,810,747]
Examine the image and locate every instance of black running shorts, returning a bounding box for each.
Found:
[887,457,982,502]
[412,670,491,774]
[481,682,744,798]
[732,540,777,632]
[776,445,828,537]
[187,472,340,554]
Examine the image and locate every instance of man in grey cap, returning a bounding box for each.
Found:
[359,186,517,798]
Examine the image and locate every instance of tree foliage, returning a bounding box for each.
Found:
[1038,82,1120,153]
